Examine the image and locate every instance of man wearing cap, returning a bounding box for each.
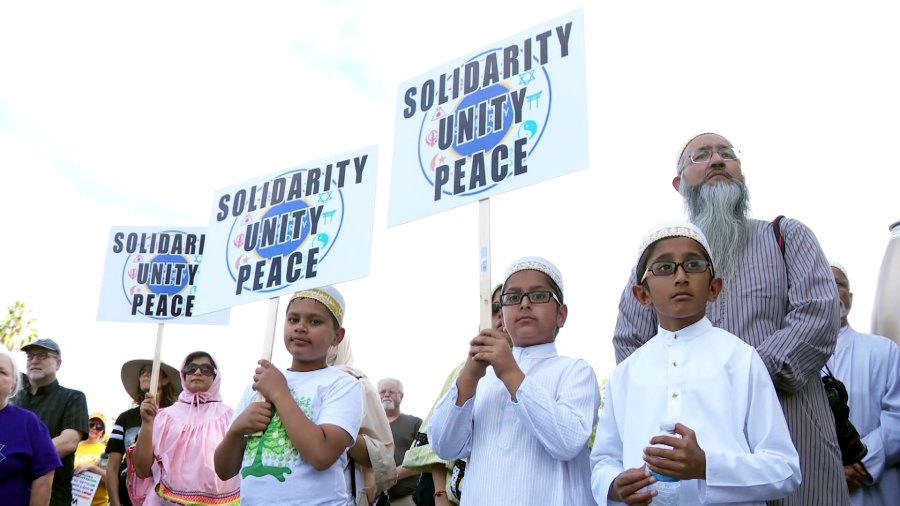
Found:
[12,338,90,506]
[106,359,181,506]
[614,132,846,505]
[827,261,900,505]
[74,412,111,506]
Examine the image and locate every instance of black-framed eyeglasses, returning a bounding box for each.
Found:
[500,290,561,306]
[182,363,216,377]
[89,421,105,431]
[25,352,56,362]
[641,259,711,283]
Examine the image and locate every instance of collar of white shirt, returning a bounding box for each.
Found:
[512,342,558,362]
[656,317,713,344]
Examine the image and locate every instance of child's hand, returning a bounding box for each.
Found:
[230,401,274,436]
[461,352,489,381]
[609,467,656,505]
[470,329,516,376]
[643,422,707,480]
[253,360,290,404]
[139,393,158,423]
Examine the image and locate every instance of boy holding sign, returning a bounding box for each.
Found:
[429,257,600,505]
[215,286,363,506]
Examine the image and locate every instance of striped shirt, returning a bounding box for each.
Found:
[614,218,850,506]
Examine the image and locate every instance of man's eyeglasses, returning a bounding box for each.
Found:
[182,363,216,377]
[686,146,740,164]
[500,290,561,306]
[89,421,105,431]
[25,352,56,362]
[641,259,711,283]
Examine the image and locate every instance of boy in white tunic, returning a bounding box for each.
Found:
[591,222,800,505]
[430,257,601,505]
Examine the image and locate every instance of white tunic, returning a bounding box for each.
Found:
[592,318,800,505]
[429,343,600,506]
[827,325,900,506]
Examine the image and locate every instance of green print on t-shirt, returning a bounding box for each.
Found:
[241,394,314,481]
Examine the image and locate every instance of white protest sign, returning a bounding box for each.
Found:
[71,471,101,506]
[97,227,229,324]
[194,146,378,314]
[388,9,588,226]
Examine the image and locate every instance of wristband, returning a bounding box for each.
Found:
[434,490,447,498]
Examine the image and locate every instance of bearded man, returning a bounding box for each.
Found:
[613,132,848,505]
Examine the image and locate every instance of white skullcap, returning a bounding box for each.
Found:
[636,221,715,283]
[829,261,849,280]
[504,256,564,298]
[290,285,346,326]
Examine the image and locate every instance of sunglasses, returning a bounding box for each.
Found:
[182,363,216,377]
[89,421,105,431]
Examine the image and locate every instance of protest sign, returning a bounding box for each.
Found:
[97,227,229,324]
[389,9,588,227]
[72,471,101,506]
[194,146,378,314]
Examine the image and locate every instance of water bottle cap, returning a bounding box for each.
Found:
[891,221,900,237]
[659,421,676,432]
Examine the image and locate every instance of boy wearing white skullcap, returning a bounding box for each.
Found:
[430,256,601,505]
[216,285,364,506]
[591,222,801,505]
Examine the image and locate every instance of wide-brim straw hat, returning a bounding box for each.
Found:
[120,359,183,402]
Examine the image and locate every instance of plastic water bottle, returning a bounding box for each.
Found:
[648,422,680,505]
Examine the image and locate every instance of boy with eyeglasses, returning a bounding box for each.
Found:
[430,257,601,505]
[591,222,800,505]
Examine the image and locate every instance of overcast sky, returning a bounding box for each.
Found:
[1,1,898,421]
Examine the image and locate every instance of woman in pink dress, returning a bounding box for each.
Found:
[133,351,240,506]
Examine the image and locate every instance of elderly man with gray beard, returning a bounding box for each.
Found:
[613,132,848,506]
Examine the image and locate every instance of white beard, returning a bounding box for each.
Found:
[381,399,395,412]
[681,177,751,282]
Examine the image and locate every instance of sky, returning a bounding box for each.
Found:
[1,1,898,423]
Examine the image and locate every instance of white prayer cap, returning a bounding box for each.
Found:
[829,260,849,280]
[504,256,564,299]
[289,285,346,326]
[636,221,715,283]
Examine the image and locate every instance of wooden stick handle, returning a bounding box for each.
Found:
[479,198,492,331]
[149,323,164,399]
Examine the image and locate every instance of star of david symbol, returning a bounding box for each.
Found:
[0,443,6,462]
[318,191,333,205]
[519,70,536,86]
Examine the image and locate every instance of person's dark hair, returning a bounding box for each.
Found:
[129,369,180,406]
[183,351,217,374]
[491,284,503,315]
